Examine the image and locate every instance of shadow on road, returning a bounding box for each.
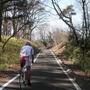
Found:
[3,82,73,90]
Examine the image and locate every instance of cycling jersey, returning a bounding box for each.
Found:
[20,45,33,56]
[20,45,34,66]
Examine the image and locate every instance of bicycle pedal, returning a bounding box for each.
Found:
[23,81,25,84]
[23,81,28,85]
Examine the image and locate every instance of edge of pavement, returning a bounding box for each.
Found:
[52,51,90,90]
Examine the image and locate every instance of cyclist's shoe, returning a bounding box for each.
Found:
[28,80,31,86]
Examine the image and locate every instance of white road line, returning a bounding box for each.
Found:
[51,50,82,90]
[0,74,19,90]
[0,52,41,90]
[34,52,41,62]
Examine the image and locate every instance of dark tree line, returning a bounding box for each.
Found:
[0,0,45,50]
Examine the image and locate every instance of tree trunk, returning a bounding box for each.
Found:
[0,0,3,42]
[82,0,88,52]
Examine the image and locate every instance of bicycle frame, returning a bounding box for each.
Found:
[19,65,27,89]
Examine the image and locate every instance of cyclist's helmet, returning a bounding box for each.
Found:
[25,41,31,46]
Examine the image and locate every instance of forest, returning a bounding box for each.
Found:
[0,0,90,75]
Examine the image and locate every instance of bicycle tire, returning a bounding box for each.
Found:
[19,70,27,90]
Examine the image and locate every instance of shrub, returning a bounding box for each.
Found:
[0,37,40,70]
[63,40,90,75]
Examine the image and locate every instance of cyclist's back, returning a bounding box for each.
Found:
[20,45,32,56]
[20,42,34,86]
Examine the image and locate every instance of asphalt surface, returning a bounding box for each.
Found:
[0,50,83,90]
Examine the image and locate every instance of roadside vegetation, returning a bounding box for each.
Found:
[51,37,90,76]
[51,0,90,76]
[63,37,90,75]
[0,36,40,71]
[0,0,90,77]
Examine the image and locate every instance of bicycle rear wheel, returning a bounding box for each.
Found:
[19,70,27,90]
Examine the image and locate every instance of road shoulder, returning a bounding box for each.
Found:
[57,56,90,90]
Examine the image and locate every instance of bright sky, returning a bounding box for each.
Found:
[42,0,82,29]
[33,0,83,40]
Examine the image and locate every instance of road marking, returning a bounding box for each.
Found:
[34,51,41,62]
[0,74,19,90]
[0,52,41,90]
[51,50,82,90]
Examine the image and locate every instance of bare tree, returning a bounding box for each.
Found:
[0,0,3,41]
[51,0,78,45]
[52,27,68,45]
[1,0,45,51]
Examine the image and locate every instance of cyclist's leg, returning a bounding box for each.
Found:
[19,58,26,88]
[25,57,31,86]
[27,65,31,85]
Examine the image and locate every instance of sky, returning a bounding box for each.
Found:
[42,0,82,29]
[33,0,83,40]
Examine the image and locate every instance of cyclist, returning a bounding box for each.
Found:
[20,41,34,86]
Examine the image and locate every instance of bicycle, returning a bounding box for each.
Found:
[19,64,27,90]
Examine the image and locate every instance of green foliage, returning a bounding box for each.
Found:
[0,36,40,71]
[66,45,82,64]
[63,40,74,58]
[64,40,90,75]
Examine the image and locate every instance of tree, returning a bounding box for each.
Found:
[0,0,3,41]
[51,0,78,45]
[75,0,90,58]
[1,0,45,50]
[52,27,68,45]
[81,0,90,51]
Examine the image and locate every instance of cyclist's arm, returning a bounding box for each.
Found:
[30,47,34,64]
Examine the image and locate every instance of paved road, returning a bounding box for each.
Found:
[0,50,82,90]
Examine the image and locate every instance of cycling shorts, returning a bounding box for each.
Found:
[20,56,32,67]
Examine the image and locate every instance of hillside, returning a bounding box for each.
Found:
[51,43,90,87]
[0,36,40,72]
